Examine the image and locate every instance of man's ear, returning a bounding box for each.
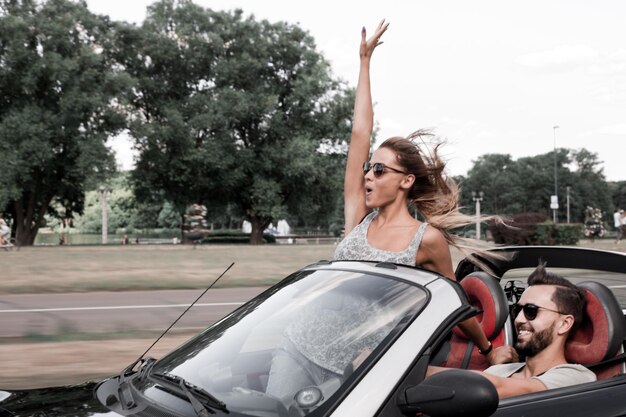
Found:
[557,315,575,335]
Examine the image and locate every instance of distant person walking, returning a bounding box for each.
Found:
[614,209,623,244]
[0,218,12,247]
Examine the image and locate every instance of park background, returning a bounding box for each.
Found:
[1,0,626,390]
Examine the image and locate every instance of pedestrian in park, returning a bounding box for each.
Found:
[614,208,622,244]
[0,218,11,247]
[334,21,501,362]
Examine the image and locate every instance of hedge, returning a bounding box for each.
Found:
[488,213,583,245]
[198,232,276,244]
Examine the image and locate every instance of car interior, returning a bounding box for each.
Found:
[430,270,626,383]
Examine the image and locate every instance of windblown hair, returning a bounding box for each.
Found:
[379,130,491,246]
[379,130,507,272]
[527,261,587,331]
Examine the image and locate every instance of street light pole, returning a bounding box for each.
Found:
[566,186,571,224]
[552,126,560,223]
[98,186,111,245]
[472,191,484,240]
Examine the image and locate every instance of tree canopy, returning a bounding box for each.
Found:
[458,148,612,223]
[120,0,353,243]
[0,0,130,245]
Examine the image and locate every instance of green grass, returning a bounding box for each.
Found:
[0,244,339,294]
[0,239,623,294]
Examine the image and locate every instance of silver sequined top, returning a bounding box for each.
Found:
[284,294,394,375]
[333,211,428,266]
[280,212,428,375]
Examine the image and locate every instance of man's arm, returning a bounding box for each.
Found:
[479,372,547,399]
[427,366,547,399]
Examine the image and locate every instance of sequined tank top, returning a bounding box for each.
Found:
[333,211,429,266]
[284,213,428,375]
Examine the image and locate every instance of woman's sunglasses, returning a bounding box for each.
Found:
[363,161,407,178]
[510,303,564,321]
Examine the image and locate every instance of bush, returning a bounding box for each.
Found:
[534,223,584,245]
[199,232,276,244]
[488,212,583,245]
[489,213,548,245]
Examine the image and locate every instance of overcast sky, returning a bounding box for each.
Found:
[87,0,626,182]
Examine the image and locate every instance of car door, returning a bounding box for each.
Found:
[493,376,626,417]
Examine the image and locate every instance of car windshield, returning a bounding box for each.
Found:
[149,267,428,416]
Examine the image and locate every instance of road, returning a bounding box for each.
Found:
[0,287,268,338]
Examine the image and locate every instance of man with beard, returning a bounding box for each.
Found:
[429,262,596,399]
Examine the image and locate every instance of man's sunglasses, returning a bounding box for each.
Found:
[363,161,408,177]
[510,303,564,321]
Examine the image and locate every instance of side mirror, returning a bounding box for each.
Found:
[397,369,498,417]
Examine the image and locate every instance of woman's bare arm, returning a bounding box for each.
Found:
[419,227,504,365]
[343,20,389,236]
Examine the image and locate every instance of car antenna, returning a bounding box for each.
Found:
[126,261,235,372]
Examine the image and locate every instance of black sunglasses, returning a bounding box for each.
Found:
[510,303,564,321]
[363,161,408,178]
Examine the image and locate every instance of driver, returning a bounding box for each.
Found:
[429,262,596,399]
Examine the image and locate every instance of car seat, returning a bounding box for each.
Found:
[442,272,512,370]
[565,281,626,380]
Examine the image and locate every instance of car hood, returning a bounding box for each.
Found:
[0,382,121,417]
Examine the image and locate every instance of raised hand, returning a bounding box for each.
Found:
[359,19,389,60]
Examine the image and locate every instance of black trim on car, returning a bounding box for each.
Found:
[456,246,626,279]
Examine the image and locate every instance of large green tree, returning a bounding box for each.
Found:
[0,0,129,245]
[459,148,611,223]
[122,0,352,243]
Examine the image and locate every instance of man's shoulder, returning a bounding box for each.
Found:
[549,363,596,375]
[535,363,597,390]
[484,362,526,377]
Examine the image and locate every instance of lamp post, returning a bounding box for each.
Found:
[566,186,571,224]
[472,191,484,240]
[551,126,560,223]
[98,186,111,245]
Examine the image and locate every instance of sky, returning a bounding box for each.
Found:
[87,0,626,182]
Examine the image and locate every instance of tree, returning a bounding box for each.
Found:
[568,149,611,223]
[0,0,129,245]
[460,147,611,223]
[458,154,524,215]
[123,1,352,243]
[610,181,626,210]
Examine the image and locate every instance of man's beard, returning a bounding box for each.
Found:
[515,322,555,358]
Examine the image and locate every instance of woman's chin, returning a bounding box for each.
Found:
[365,198,376,209]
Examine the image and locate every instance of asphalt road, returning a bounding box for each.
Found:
[0,287,268,338]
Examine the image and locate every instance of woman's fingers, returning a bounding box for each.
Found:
[360,20,389,58]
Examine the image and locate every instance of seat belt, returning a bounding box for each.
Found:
[461,341,475,369]
[588,352,626,370]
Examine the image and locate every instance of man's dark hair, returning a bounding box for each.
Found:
[527,261,586,331]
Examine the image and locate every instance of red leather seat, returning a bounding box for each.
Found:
[565,281,626,380]
[444,272,511,370]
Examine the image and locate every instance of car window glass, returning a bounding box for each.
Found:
[150,268,428,417]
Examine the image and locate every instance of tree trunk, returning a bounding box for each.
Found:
[15,222,37,246]
[180,212,188,244]
[13,193,53,246]
[249,215,271,245]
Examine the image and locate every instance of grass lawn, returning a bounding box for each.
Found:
[1,239,624,294]
[0,244,339,294]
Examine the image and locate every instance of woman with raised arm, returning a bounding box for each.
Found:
[334,20,505,365]
[265,22,511,402]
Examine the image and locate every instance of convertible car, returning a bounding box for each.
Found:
[1,246,625,417]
